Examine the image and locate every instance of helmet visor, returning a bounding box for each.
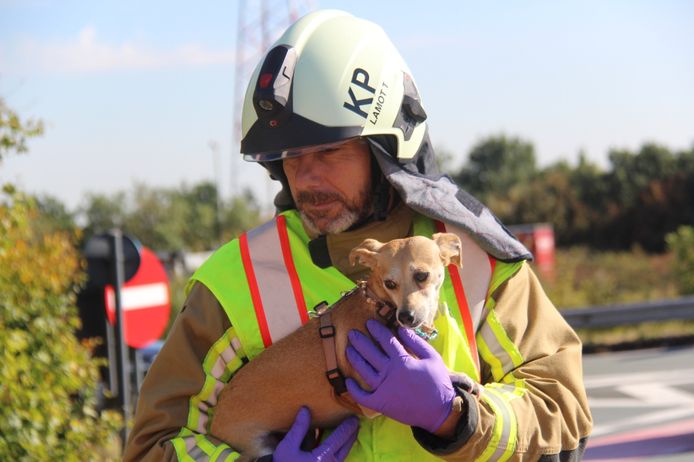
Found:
[243,137,366,162]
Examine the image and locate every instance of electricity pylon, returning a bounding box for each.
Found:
[230,0,314,204]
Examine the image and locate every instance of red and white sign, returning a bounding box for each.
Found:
[105,246,171,348]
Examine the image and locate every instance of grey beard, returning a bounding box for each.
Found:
[296,190,373,235]
[299,208,361,235]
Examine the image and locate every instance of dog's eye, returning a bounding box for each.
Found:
[384,279,398,290]
[414,271,429,283]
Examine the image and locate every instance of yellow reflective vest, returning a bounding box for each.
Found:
[189,209,521,461]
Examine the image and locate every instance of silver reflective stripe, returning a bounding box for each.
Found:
[196,343,242,433]
[216,448,237,461]
[482,388,515,462]
[479,321,516,379]
[187,438,209,461]
[246,218,304,344]
[446,223,493,331]
[176,329,245,459]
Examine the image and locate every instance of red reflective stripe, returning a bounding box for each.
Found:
[239,232,272,348]
[435,221,481,374]
[448,262,480,374]
[488,254,496,274]
[276,215,309,325]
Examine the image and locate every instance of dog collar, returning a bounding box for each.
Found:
[358,281,398,327]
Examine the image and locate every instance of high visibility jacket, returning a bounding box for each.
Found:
[187,210,509,461]
[124,209,592,461]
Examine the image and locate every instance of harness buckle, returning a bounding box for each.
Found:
[313,301,329,315]
[326,368,347,395]
[319,325,336,338]
[377,303,396,325]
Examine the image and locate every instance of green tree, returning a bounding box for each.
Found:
[0,98,44,161]
[496,162,588,245]
[603,143,692,251]
[606,143,677,209]
[453,136,694,251]
[35,194,77,234]
[0,189,121,459]
[1,99,121,459]
[181,181,224,250]
[122,183,188,251]
[454,134,537,201]
[221,188,265,243]
[80,182,264,252]
[81,192,127,236]
[666,226,694,295]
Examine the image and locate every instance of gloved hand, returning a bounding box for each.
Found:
[345,319,455,433]
[272,407,359,462]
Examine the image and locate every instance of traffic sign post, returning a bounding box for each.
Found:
[110,230,132,442]
[78,230,170,447]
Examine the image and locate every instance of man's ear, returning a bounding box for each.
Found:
[349,238,384,269]
[433,233,463,268]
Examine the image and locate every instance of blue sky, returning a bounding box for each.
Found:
[1,0,693,211]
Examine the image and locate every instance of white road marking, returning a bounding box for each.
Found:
[586,367,694,437]
[584,369,694,388]
[590,408,694,438]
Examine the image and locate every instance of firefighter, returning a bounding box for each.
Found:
[125,9,592,461]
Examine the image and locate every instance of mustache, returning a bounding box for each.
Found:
[295,190,346,206]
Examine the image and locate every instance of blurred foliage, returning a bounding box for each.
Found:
[455,134,537,200]
[1,99,120,459]
[450,135,694,252]
[537,246,678,309]
[535,246,690,347]
[80,182,265,252]
[164,272,191,337]
[577,320,694,349]
[0,98,44,161]
[0,187,121,459]
[34,194,79,234]
[666,226,694,294]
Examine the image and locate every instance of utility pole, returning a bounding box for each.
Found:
[208,140,223,244]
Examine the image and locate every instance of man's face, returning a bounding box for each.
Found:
[283,138,373,235]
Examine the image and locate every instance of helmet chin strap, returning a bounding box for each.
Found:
[369,138,400,222]
[345,151,395,231]
[370,173,396,223]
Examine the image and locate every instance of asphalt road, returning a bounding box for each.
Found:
[582,344,694,462]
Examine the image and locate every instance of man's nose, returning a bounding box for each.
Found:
[292,153,326,185]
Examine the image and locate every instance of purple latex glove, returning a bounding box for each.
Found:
[273,407,359,462]
[345,319,455,433]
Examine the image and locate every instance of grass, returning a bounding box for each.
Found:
[535,246,689,348]
[537,246,679,308]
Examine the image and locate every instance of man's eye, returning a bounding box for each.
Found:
[384,280,397,290]
[414,271,429,283]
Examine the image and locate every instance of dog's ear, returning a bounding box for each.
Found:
[433,233,463,267]
[349,238,384,269]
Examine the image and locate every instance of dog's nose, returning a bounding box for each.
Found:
[397,310,415,327]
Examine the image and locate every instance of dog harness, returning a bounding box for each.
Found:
[313,282,398,399]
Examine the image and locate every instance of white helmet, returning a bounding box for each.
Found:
[241,9,428,162]
[240,9,532,263]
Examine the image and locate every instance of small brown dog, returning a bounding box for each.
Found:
[209,233,462,460]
